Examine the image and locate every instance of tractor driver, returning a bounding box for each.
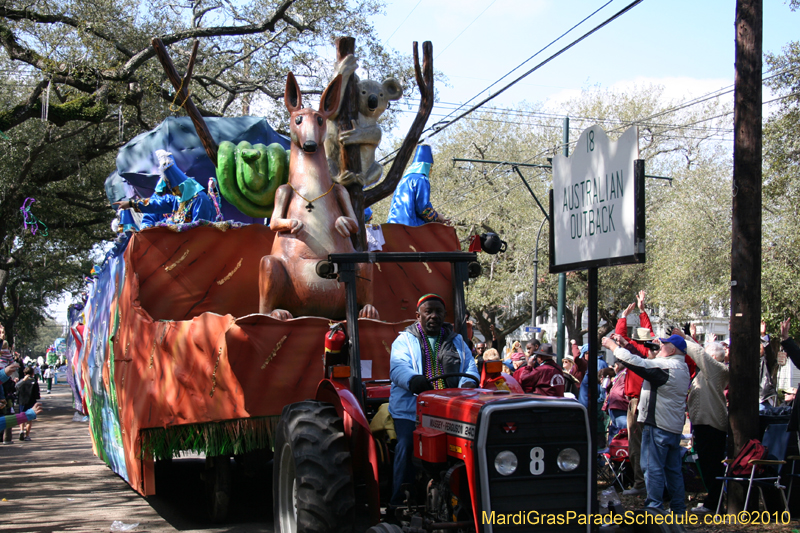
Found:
[388,293,479,508]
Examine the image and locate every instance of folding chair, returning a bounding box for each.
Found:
[716,423,790,514]
[785,431,800,502]
[598,429,631,492]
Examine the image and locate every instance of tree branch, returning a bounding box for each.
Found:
[116,0,310,81]
[50,216,109,230]
[53,193,110,213]
[0,7,135,57]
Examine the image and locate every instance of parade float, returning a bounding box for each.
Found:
[65,37,599,533]
[67,35,450,511]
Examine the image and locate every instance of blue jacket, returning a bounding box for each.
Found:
[135,191,215,224]
[138,194,175,228]
[386,173,439,226]
[389,324,479,421]
[0,367,7,401]
[578,357,608,408]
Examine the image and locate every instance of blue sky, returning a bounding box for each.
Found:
[48,1,799,324]
[372,0,798,117]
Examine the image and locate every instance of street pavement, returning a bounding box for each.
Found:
[0,383,273,533]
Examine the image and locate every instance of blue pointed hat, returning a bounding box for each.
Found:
[156,150,186,187]
[155,150,204,202]
[405,144,433,176]
[413,144,433,165]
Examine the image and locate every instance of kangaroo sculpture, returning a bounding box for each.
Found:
[259,72,378,321]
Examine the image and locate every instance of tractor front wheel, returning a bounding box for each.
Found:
[366,524,402,533]
[273,401,355,533]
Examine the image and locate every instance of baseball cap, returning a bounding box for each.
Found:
[658,334,687,353]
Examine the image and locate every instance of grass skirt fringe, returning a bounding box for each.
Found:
[139,416,280,459]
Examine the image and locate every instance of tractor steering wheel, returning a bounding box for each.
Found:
[426,373,480,387]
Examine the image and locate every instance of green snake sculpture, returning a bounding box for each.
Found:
[216,141,289,218]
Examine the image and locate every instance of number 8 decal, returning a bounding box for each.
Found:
[530,447,545,475]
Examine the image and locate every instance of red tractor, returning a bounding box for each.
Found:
[272,251,593,533]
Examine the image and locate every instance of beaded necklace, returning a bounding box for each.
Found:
[417,322,445,389]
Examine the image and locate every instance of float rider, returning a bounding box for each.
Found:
[115,150,215,224]
[386,144,449,226]
[388,293,479,508]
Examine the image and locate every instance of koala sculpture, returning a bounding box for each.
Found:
[324,55,403,187]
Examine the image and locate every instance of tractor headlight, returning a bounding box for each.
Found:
[557,448,580,471]
[494,450,518,476]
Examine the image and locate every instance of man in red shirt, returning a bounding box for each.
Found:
[616,292,656,496]
[513,343,565,396]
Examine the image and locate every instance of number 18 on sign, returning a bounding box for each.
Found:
[549,125,645,273]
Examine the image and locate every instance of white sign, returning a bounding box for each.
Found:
[551,125,641,272]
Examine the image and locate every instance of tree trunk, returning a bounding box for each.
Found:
[727,0,762,513]
[473,310,498,349]
[564,304,585,346]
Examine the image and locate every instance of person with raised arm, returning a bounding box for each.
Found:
[0,362,42,434]
[602,328,690,515]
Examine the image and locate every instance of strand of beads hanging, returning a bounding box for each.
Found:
[416,323,445,390]
[19,197,49,236]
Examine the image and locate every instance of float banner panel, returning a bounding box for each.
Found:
[550,125,644,273]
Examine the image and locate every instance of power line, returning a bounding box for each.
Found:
[397,63,799,139]
[382,0,424,47]
[389,108,735,142]
[378,0,627,165]
[396,101,735,136]
[440,89,800,208]
[427,0,615,135]
[421,0,643,140]
[435,0,498,59]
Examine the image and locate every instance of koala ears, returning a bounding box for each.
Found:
[382,78,403,101]
[319,74,343,120]
[285,72,302,114]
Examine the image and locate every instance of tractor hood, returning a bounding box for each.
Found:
[416,388,579,439]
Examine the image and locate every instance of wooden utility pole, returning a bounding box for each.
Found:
[727,0,762,513]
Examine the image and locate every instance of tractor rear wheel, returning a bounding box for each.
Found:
[273,401,355,533]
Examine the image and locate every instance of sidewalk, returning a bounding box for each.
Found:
[0,384,272,533]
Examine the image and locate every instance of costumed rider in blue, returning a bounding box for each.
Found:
[388,293,478,508]
[115,150,215,224]
[139,177,174,229]
[386,144,449,225]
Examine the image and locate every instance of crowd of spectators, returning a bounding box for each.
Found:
[0,334,45,443]
[466,289,796,517]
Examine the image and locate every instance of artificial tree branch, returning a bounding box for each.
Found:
[365,41,434,206]
[152,38,218,164]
